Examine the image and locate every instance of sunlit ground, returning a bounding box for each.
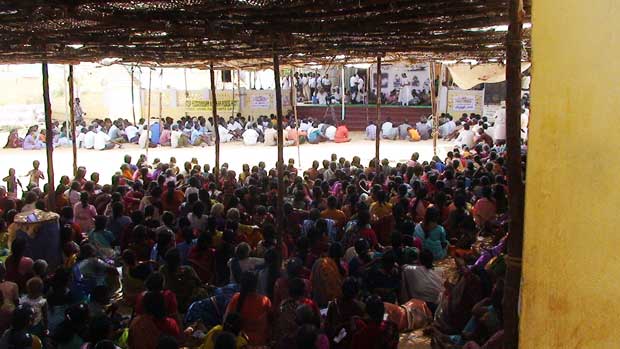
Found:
[0,132,454,187]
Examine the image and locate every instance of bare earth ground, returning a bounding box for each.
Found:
[0,132,454,187]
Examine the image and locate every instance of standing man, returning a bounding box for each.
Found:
[350,73,360,104]
[493,101,507,143]
[74,98,85,123]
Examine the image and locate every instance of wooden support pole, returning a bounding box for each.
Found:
[273,54,285,236]
[146,69,152,154]
[375,56,382,164]
[366,65,371,124]
[503,0,525,348]
[131,66,137,125]
[184,68,189,116]
[340,65,345,120]
[290,74,301,168]
[210,63,221,183]
[68,65,77,177]
[158,68,163,129]
[429,62,438,156]
[231,70,236,119]
[42,63,55,212]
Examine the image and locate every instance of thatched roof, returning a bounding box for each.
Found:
[0,0,531,68]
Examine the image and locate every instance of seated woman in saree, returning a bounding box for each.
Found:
[128,291,181,349]
[3,129,23,148]
[159,248,203,312]
[414,206,448,260]
[22,127,44,150]
[310,242,346,308]
[224,272,272,347]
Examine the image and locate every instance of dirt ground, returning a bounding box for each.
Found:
[0,132,454,187]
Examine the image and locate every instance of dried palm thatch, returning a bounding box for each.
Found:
[0,0,530,68]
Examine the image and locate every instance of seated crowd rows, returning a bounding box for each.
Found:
[0,136,519,349]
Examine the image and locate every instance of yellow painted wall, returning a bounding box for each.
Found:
[520,0,620,347]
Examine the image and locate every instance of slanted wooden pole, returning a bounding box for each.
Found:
[158,68,163,130]
[503,0,525,348]
[340,65,345,120]
[375,56,382,165]
[130,66,137,125]
[366,65,371,124]
[68,65,78,177]
[146,68,152,154]
[231,70,236,119]
[184,68,189,116]
[237,69,241,115]
[42,63,55,211]
[290,74,301,168]
[273,54,285,236]
[210,63,221,183]
[429,62,438,156]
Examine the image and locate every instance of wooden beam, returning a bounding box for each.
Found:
[290,74,301,168]
[130,65,136,125]
[146,68,152,154]
[273,53,285,237]
[503,0,525,348]
[42,62,55,212]
[375,55,381,164]
[68,64,77,177]
[429,62,438,156]
[210,62,221,183]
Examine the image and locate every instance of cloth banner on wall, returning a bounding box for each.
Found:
[250,94,270,108]
[447,89,484,116]
[447,63,531,90]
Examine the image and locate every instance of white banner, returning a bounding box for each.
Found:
[250,94,271,109]
[453,95,477,111]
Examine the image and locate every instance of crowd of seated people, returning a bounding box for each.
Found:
[5,112,357,152]
[0,126,519,349]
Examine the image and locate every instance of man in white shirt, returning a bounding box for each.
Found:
[170,124,188,148]
[138,125,151,149]
[493,101,507,142]
[381,118,397,140]
[349,73,360,102]
[455,123,476,148]
[355,75,365,103]
[83,126,96,149]
[125,123,139,143]
[299,119,311,132]
[263,126,277,146]
[365,121,377,140]
[94,129,115,150]
[308,73,317,98]
[218,122,233,143]
[324,123,337,141]
[242,127,260,146]
[322,74,332,92]
[439,115,456,138]
[76,128,87,148]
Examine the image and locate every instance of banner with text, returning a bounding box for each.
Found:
[447,89,484,116]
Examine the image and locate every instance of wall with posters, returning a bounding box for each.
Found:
[370,63,431,106]
[447,89,484,116]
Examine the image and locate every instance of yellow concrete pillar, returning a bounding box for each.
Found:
[521,0,620,347]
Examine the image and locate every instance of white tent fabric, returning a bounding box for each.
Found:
[447,63,531,89]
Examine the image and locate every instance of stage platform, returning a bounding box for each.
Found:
[296,104,432,130]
